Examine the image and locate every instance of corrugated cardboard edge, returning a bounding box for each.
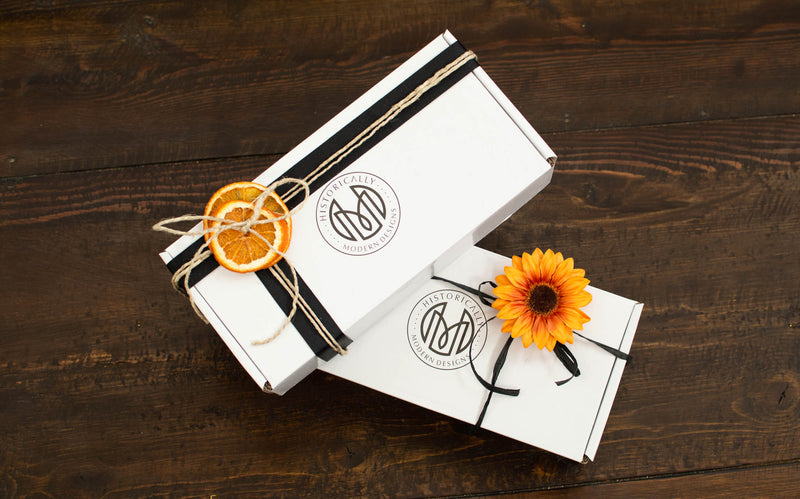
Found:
[582,301,644,462]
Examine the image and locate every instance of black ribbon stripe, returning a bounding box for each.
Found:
[255,260,351,362]
[166,42,478,360]
[165,238,215,290]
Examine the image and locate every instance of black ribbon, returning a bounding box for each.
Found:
[473,333,518,428]
[468,319,520,397]
[432,275,522,428]
[165,42,478,359]
[255,260,352,361]
[431,274,633,429]
[574,330,632,361]
[554,342,580,386]
[431,276,521,429]
[552,331,632,386]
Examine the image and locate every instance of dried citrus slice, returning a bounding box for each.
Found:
[204,181,291,234]
[207,200,291,273]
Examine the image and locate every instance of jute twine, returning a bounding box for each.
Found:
[152,178,329,348]
[153,49,477,351]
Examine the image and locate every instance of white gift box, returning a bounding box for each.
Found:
[320,246,643,462]
[159,32,556,395]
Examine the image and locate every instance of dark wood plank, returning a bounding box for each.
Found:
[518,461,800,497]
[2,0,799,176]
[1,115,798,497]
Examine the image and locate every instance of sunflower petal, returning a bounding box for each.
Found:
[511,312,534,339]
[497,302,526,320]
[551,257,575,287]
[491,298,508,311]
[521,330,534,348]
[570,267,586,280]
[493,285,527,301]
[559,290,592,308]
[547,315,569,343]
[495,274,511,286]
[512,254,524,271]
[504,266,531,289]
[556,306,592,330]
[533,317,549,350]
[529,248,544,279]
[545,335,557,352]
[559,277,591,295]
[501,318,515,333]
[521,251,537,279]
[539,249,557,282]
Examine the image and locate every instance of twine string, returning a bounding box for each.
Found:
[281,50,477,203]
[267,264,346,355]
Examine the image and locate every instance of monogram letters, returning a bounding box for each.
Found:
[316,172,400,255]
[407,289,488,370]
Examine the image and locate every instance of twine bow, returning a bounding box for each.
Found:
[153,178,319,347]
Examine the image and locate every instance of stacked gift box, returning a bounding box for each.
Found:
[158,31,642,462]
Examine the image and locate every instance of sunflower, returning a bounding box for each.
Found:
[491,249,592,351]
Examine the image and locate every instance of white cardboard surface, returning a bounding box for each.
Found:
[160,32,555,395]
[320,246,642,462]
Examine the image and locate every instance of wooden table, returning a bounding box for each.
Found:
[2,1,798,496]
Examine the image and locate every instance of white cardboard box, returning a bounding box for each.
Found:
[321,246,643,462]
[159,32,556,395]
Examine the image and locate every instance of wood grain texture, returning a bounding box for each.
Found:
[2,0,799,176]
[2,114,798,497]
[520,461,800,498]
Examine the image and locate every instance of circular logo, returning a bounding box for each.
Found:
[315,172,400,256]
[406,289,488,370]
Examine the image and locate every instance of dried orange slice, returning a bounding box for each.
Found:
[204,181,291,234]
[207,200,291,273]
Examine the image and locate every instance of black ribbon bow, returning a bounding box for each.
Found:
[431,275,632,430]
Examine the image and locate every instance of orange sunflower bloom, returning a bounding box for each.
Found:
[492,249,592,351]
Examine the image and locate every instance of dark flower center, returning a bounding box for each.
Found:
[527,284,559,316]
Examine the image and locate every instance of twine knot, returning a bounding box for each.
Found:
[153,178,313,347]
